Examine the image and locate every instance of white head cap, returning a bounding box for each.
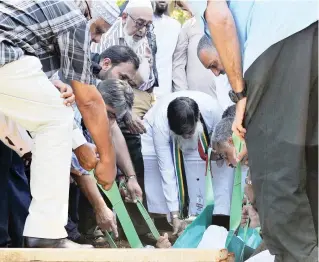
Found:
[125,0,153,12]
[91,0,120,25]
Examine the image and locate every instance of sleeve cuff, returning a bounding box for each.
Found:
[72,127,87,150]
[167,201,179,213]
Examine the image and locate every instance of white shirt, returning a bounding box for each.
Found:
[144,91,223,211]
[153,15,181,99]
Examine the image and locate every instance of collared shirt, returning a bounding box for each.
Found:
[91,18,154,90]
[186,0,318,74]
[0,0,94,84]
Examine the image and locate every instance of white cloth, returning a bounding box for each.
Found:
[153,15,181,99]
[125,0,152,11]
[245,250,275,262]
[142,91,237,215]
[213,74,234,111]
[91,0,120,25]
[0,56,73,238]
[198,225,229,249]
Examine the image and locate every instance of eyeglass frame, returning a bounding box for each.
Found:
[127,13,154,31]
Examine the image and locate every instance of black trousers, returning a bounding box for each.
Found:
[244,22,318,262]
[0,142,30,247]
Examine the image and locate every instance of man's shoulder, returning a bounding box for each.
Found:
[165,15,181,29]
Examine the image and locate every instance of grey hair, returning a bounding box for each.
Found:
[97,79,134,120]
[211,117,234,148]
[222,105,236,119]
[197,35,216,58]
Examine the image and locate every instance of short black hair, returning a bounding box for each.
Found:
[222,105,236,119]
[167,97,200,135]
[197,35,215,58]
[99,45,140,70]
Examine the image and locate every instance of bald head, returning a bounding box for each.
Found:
[197,35,225,77]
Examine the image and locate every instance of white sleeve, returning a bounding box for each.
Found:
[72,121,86,150]
[152,119,179,212]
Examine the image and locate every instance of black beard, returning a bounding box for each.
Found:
[155,5,167,16]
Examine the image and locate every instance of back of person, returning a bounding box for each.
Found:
[153,14,180,98]
[184,18,216,97]
[0,0,86,78]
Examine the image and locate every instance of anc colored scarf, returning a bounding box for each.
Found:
[172,114,210,219]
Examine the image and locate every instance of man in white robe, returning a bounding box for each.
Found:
[141,90,236,235]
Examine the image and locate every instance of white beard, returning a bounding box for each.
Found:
[170,122,204,153]
[123,24,143,52]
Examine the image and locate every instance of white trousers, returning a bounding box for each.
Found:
[0,56,74,238]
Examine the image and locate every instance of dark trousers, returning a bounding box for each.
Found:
[0,142,31,247]
[244,22,318,262]
[65,183,81,241]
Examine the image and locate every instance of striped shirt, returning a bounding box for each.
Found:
[0,0,94,84]
[91,18,154,91]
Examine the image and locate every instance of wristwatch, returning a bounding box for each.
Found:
[228,85,247,103]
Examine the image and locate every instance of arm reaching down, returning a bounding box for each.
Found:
[72,80,116,190]
[57,21,116,189]
[111,122,143,202]
[73,175,118,237]
[205,0,246,138]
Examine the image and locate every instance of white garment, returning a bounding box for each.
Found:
[0,56,73,238]
[198,225,229,249]
[142,91,237,215]
[213,74,234,111]
[245,250,275,262]
[153,15,181,99]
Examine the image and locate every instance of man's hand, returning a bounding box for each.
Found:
[124,113,146,134]
[74,143,99,171]
[232,98,247,139]
[236,141,248,165]
[156,233,172,248]
[125,176,143,203]
[171,214,186,236]
[241,205,260,229]
[95,205,118,238]
[52,79,75,107]
[94,160,116,190]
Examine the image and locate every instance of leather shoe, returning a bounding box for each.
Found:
[23,237,94,248]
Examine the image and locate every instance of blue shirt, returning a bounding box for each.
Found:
[187,0,318,73]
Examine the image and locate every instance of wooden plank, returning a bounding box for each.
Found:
[0,248,235,262]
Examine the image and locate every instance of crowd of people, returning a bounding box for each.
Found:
[0,0,317,261]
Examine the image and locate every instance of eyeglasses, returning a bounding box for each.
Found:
[128,14,154,31]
